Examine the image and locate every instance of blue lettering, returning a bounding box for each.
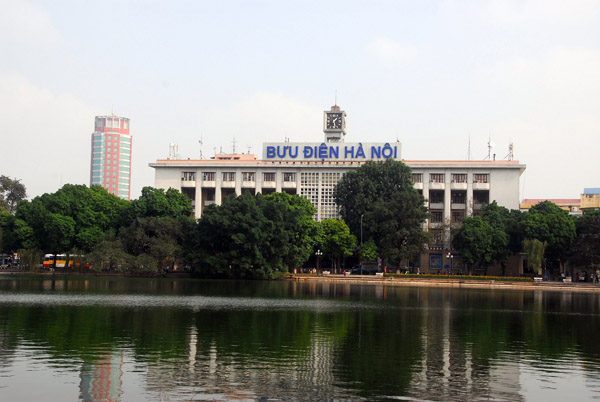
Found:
[356,143,366,158]
[266,146,275,158]
[276,146,287,158]
[303,146,313,158]
[394,146,397,158]
[345,146,354,158]
[371,146,381,159]
[382,143,393,158]
[289,146,298,158]
[318,143,328,159]
[329,146,339,159]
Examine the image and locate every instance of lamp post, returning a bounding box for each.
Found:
[446,252,453,272]
[360,213,364,275]
[360,213,364,246]
[315,249,323,272]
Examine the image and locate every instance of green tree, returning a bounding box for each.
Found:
[334,159,429,267]
[317,219,357,272]
[124,187,193,224]
[520,201,576,270]
[522,238,547,276]
[358,239,378,262]
[569,211,600,271]
[263,192,318,271]
[452,216,507,275]
[0,175,27,214]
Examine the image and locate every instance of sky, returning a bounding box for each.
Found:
[1,0,599,202]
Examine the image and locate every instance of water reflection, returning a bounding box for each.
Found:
[1,277,600,401]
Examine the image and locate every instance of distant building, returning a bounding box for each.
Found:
[581,188,600,211]
[520,198,581,215]
[90,115,132,200]
[151,105,526,273]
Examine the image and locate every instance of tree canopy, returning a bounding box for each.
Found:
[334,159,429,266]
[0,175,27,214]
[185,192,317,279]
[520,201,576,268]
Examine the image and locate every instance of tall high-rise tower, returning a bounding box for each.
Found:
[90,115,132,200]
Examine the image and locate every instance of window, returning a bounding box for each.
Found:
[451,174,467,183]
[412,173,423,183]
[242,172,255,182]
[451,191,465,204]
[452,211,464,223]
[429,191,444,204]
[202,172,215,181]
[474,191,489,204]
[430,173,445,183]
[474,174,489,183]
[182,172,195,181]
[283,172,296,182]
[222,172,235,182]
[431,211,443,223]
[263,172,276,182]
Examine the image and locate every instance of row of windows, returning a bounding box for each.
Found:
[412,173,490,184]
[187,172,298,183]
[430,210,465,223]
[428,190,488,204]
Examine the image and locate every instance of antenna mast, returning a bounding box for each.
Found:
[199,136,204,159]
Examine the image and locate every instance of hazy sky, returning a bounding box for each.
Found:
[1,0,599,201]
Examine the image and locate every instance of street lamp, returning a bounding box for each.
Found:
[360,213,364,246]
[446,252,453,272]
[315,249,323,272]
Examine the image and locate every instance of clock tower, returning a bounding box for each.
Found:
[323,105,347,142]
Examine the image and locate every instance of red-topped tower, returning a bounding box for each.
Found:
[90,115,132,200]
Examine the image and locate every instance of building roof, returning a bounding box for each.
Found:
[521,199,580,205]
[583,188,600,195]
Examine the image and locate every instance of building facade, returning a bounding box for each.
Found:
[90,115,132,200]
[150,106,526,272]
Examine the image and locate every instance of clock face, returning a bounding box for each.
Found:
[326,113,343,129]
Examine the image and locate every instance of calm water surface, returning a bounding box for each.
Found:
[1,276,600,402]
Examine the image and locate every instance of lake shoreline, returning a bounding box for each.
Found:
[2,269,598,293]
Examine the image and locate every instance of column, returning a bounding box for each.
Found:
[466,172,473,217]
[194,182,202,220]
[215,170,222,206]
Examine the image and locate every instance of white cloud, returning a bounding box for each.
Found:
[0,73,97,199]
[442,0,600,25]
[364,37,416,68]
[0,0,62,48]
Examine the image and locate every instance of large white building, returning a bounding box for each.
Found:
[150,106,525,273]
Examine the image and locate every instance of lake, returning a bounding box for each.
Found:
[1,276,600,401]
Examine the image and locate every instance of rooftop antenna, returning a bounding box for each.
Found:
[485,137,495,160]
[111,104,114,116]
[232,137,237,154]
[169,142,180,159]
[247,144,252,154]
[199,136,204,159]
[504,142,514,161]
[468,136,471,160]
[334,90,337,106]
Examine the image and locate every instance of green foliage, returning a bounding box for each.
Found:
[520,201,576,268]
[334,159,429,265]
[317,219,357,271]
[186,192,317,279]
[14,184,129,253]
[358,239,378,261]
[0,175,27,214]
[570,211,600,269]
[522,238,547,275]
[86,239,131,271]
[452,216,508,273]
[123,187,193,225]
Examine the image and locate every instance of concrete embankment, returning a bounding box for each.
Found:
[289,274,600,293]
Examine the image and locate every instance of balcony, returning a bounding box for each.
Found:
[473,182,490,190]
[450,182,467,190]
[429,202,444,210]
[242,181,256,188]
[413,182,423,190]
[221,181,235,188]
[262,181,276,189]
[429,182,445,190]
[282,181,297,189]
[201,181,216,188]
[181,180,196,188]
[451,203,466,210]
[204,200,216,207]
